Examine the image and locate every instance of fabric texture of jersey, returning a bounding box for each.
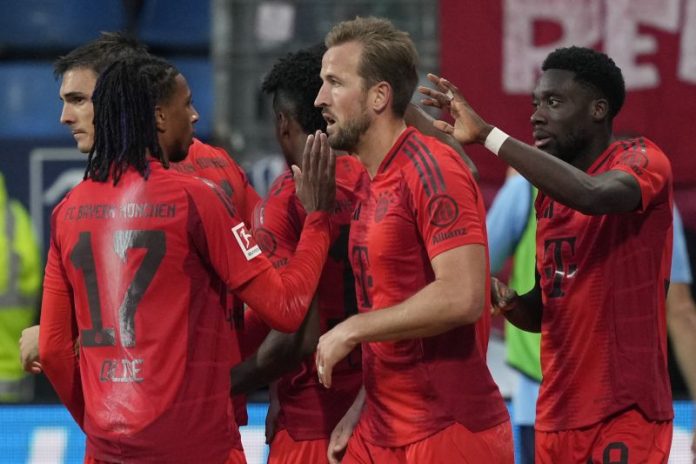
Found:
[171,138,260,227]
[40,162,271,462]
[535,137,674,431]
[349,127,508,447]
[251,155,364,441]
[170,138,261,426]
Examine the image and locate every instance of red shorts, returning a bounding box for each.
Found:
[535,407,673,464]
[268,429,329,463]
[84,447,246,463]
[342,419,513,464]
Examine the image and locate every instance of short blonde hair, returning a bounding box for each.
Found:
[326,17,418,117]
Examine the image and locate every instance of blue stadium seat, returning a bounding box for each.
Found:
[0,1,124,49]
[138,0,210,48]
[0,63,64,138]
[170,58,213,138]
[0,58,213,139]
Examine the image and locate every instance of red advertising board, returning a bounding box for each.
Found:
[440,0,696,224]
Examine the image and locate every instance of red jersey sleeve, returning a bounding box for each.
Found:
[608,138,672,213]
[213,145,261,226]
[252,174,305,269]
[186,178,331,333]
[39,202,84,429]
[407,140,486,260]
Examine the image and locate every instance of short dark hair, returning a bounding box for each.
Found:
[87,56,179,185]
[542,46,625,120]
[326,17,418,117]
[54,31,149,78]
[262,44,327,134]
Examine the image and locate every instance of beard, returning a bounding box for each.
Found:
[327,106,371,153]
[553,130,590,164]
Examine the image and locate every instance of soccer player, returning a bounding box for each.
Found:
[39,56,335,463]
[230,44,364,463]
[20,35,260,421]
[51,32,260,226]
[421,46,674,462]
[313,17,512,463]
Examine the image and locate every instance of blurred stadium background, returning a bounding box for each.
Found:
[0,0,694,462]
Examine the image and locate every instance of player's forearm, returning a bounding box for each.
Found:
[344,278,484,343]
[39,290,85,428]
[237,212,330,332]
[666,283,696,400]
[231,301,320,395]
[503,286,543,332]
[349,385,366,414]
[497,137,640,214]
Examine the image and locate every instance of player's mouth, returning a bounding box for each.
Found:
[72,130,86,138]
[323,112,337,129]
[533,131,552,149]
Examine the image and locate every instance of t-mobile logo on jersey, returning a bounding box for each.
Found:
[232,223,262,260]
[543,236,577,298]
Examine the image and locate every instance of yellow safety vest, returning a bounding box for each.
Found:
[0,171,41,402]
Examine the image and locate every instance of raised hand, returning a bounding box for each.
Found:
[418,73,493,146]
[292,131,336,213]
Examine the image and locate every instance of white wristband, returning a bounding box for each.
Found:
[484,127,510,156]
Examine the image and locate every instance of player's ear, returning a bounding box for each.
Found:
[590,98,609,122]
[155,105,167,132]
[371,81,391,113]
[278,111,290,137]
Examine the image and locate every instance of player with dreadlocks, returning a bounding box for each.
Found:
[86,57,177,183]
[39,56,337,463]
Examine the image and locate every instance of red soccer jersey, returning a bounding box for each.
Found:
[534,137,674,431]
[171,138,262,426]
[349,128,508,447]
[39,161,329,462]
[171,138,260,227]
[251,155,364,440]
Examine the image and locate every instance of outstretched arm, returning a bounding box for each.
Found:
[418,74,641,215]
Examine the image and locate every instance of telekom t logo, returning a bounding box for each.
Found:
[543,237,577,298]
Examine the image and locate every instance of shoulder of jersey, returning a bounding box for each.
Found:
[267,170,295,197]
[187,138,231,159]
[335,155,366,188]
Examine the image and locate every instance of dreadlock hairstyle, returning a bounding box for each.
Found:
[262,43,327,134]
[542,46,625,121]
[86,56,180,185]
[54,31,149,78]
